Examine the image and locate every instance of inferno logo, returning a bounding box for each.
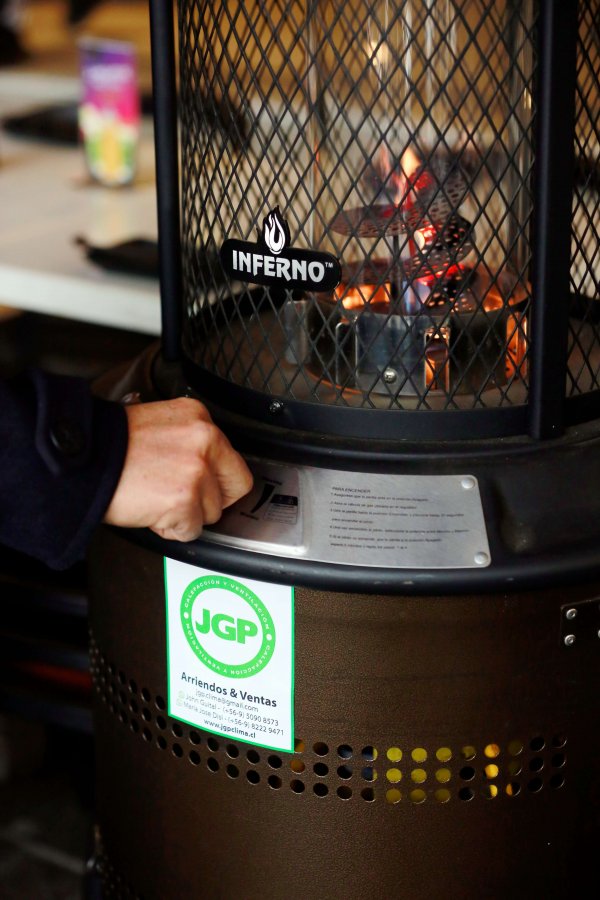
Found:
[220,207,341,292]
[262,207,289,255]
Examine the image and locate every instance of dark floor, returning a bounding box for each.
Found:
[0,718,94,900]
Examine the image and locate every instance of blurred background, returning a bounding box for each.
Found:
[0,3,157,897]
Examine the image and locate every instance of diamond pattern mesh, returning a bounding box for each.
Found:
[179,1,543,412]
[568,0,600,397]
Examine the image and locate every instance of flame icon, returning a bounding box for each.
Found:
[262,207,289,255]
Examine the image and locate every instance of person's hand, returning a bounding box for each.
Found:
[103,397,253,541]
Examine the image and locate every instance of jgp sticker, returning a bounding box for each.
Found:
[165,559,294,752]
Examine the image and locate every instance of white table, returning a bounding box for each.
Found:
[0,72,161,335]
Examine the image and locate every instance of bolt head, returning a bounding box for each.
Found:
[564,634,576,647]
[269,399,284,415]
[383,368,397,384]
[565,608,577,620]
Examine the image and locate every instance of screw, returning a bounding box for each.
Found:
[474,551,489,566]
[565,608,577,620]
[461,476,476,491]
[269,399,284,415]
[383,368,397,384]
[564,634,576,647]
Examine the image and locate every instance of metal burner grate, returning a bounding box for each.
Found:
[170,1,598,438]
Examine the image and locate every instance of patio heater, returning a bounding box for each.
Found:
[88,1,600,898]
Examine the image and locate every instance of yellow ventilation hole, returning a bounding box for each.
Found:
[386,768,402,783]
[411,748,428,763]
[387,747,402,763]
[386,789,402,804]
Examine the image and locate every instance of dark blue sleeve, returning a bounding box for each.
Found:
[0,369,128,569]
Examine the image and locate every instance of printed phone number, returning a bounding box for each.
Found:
[232,718,283,735]
[240,714,279,726]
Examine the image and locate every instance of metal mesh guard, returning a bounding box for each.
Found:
[177,0,598,416]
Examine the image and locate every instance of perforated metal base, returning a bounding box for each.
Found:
[89,528,600,900]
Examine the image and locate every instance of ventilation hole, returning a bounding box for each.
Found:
[155,696,166,711]
[226,765,239,779]
[129,679,137,694]
[435,768,451,784]
[130,721,139,734]
[337,786,352,800]
[484,743,500,759]
[157,736,167,750]
[411,748,427,763]
[142,728,152,742]
[527,778,543,793]
[386,788,402,804]
[207,737,219,752]
[551,753,566,768]
[172,723,184,738]
[268,755,282,769]
[435,788,451,803]
[119,691,127,705]
[411,768,428,784]
[291,759,305,774]
[156,716,166,731]
[386,768,402,784]
[529,757,544,772]
[141,688,151,702]
[247,749,260,764]
[172,744,183,758]
[508,739,524,756]
[226,744,239,758]
[314,763,329,777]
[207,757,219,773]
[129,699,138,714]
[361,746,377,761]
[551,735,567,748]
[459,767,475,781]
[506,782,521,797]
[550,774,565,790]
[530,737,545,752]
[337,744,353,759]
[294,739,305,753]
[361,788,375,802]
[118,670,126,685]
[118,710,127,724]
[189,751,200,766]
[482,784,498,799]
[313,783,328,798]
[507,760,522,776]
[246,770,260,785]
[387,747,402,763]
[268,775,281,789]
[108,664,116,677]
[435,747,452,763]
[337,765,353,780]
[142,708,152,722]
[484,764,499,779]
[410,789,426,804]
[313,742,329,756]
[361,767,377,782]
[291,780,305,794]
[458,787,474,801]
[189,731,201,745]
[461,746,476,761]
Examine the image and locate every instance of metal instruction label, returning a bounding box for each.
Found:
[205,463,491,569]
[315,472,490,568]
[164,559,295,752]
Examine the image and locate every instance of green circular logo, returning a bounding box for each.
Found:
[180,575,276,678]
